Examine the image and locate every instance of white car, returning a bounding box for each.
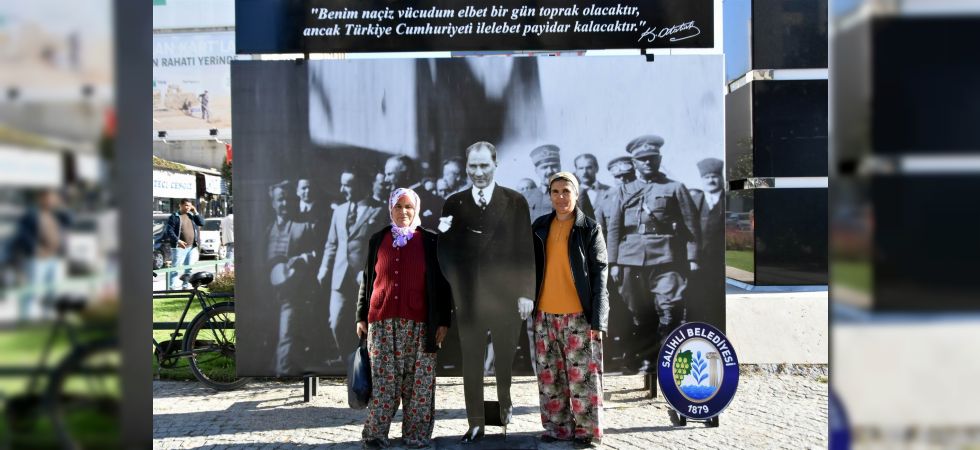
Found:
[199,217,226,259]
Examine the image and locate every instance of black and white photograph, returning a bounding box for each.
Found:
[232,55,725,377]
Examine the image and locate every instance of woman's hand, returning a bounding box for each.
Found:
[356,321,368,339]
[589,329,603,341]
[435,326,448,348]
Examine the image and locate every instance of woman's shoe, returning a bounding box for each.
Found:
[362,438,386,449]
[459,425,485,444]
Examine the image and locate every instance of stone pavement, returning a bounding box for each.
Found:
[153,372,827,449]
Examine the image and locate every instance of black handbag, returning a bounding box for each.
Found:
[347,336,372,409]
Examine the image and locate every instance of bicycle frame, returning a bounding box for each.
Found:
[152,287,223,361]
[24,309,84,396]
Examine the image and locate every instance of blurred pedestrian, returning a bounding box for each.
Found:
[7,189,71,321]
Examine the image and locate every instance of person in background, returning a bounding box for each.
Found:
[439,157,468,196]
[605,135,699,373]
[221,207,234,262]
[164,198,204,290]
[266,181,319,375]
[530,172,608,448]
[383,155,444,231]
[516,178,537,196]
[7,189,71,321]
[356,188,452,449]
[573,153,610,214]
[318,169,383,361]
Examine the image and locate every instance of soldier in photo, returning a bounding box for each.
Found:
[605,135,700,373]
[592,155,636,367]
[594,156,636,244]
[523,145,594,222]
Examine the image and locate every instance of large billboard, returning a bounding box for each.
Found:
[233,55,726,377]
[236,0,714,54]
[153,32,235,131]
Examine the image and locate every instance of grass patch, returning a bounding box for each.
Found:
[725,250,754,273]
[831,260,871,294]
[0,325,120,448]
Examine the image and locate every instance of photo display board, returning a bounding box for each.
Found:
[233,55,726,377]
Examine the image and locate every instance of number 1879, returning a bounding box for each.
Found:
[688,405,709,415]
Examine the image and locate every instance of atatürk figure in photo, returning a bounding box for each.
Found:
[437,141,535,443]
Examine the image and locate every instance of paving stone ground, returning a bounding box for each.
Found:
[153,373,827,449]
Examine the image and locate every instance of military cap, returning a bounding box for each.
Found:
[607,156,634,176]
[626,135,665,158]
[530,144,561,167]
[696,157,724,176]
[548,171,579,193]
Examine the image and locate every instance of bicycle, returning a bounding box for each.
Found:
[152,270,248,390]
[3,295,120,450]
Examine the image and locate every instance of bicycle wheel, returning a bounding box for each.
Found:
[185,302,249,390]
[46,338,121,450]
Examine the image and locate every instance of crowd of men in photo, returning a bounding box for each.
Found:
[263,134,725,376]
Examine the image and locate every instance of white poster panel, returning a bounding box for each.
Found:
[153,31,235,131]
[0,145,61,188]
[204,174,225,195]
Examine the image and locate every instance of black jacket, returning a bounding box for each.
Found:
[164,212,204,247]
[356,227,453,353]
[531,208,610,332]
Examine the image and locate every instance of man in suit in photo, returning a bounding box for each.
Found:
[574,153,610,214]
[687,158,726,330]
[266,181,319,375]
[317,169,384,361]
[438,141,535,443]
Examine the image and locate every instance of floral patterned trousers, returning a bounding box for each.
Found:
[362,318,437,447]
[534,311,604,441]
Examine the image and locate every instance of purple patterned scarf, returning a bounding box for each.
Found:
[388,187,421,248]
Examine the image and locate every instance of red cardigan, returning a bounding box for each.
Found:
[367,232,427,323]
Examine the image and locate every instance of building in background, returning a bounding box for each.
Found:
[152,0,236,212]
[723,0,829,287]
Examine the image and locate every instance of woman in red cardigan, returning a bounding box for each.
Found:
[356,187,453,449]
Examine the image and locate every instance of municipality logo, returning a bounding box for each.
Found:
[657,322,739,420]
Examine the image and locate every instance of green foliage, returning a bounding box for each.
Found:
[221,157,233,197]
[152,156,190,173]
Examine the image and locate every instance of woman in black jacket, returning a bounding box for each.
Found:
[530,172,609,448]
[355,188,453,449]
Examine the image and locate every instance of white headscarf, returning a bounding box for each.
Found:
[388,187,421,248]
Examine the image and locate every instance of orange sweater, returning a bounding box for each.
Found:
[537,218,583,314]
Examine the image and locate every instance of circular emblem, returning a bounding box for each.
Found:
[657,322,739,420]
